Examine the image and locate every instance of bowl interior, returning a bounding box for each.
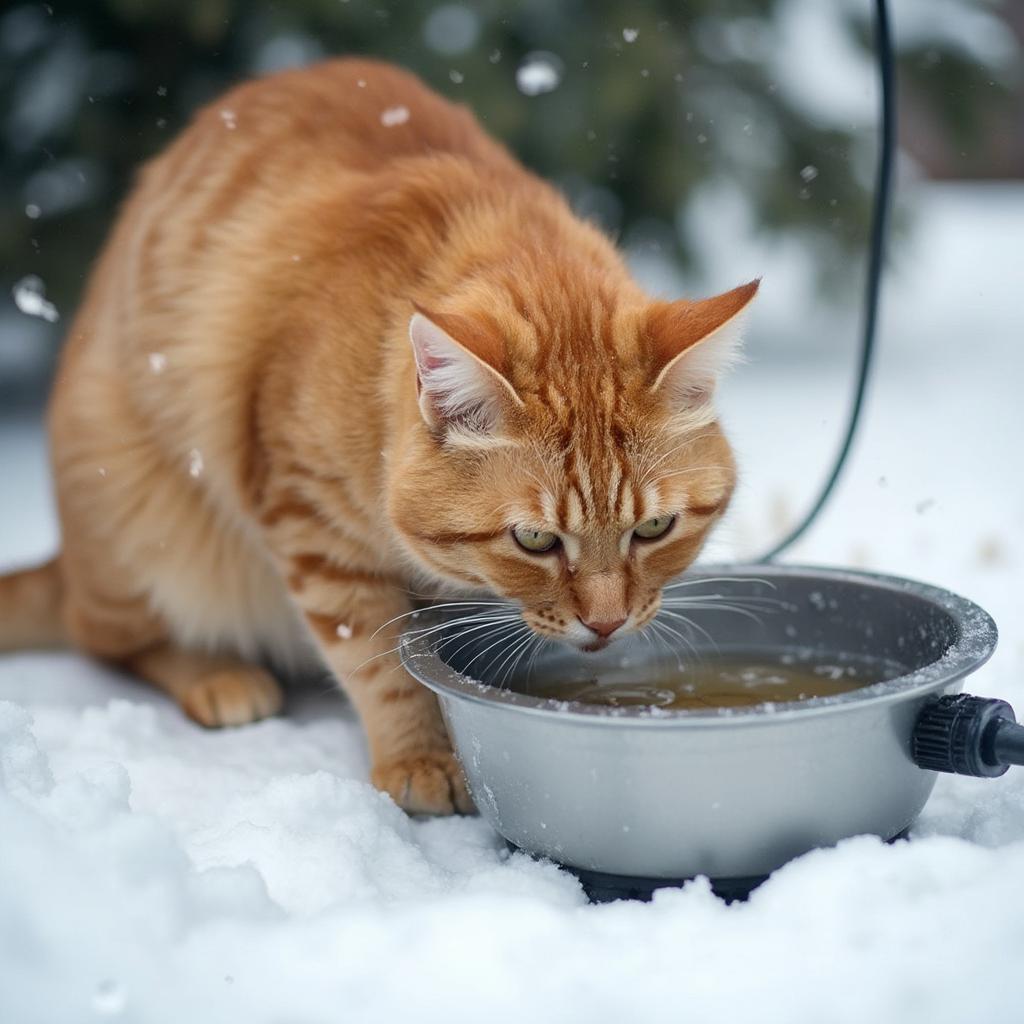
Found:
[403,565,997,718]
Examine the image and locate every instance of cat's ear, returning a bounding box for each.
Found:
[408,309,521,435]
[646,279,759,404]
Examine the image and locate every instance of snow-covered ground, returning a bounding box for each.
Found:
[1,183,1022,1023]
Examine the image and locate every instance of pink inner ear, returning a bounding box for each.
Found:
[419,349,447,373]
[646,279,760,368]
[413,305,508,376]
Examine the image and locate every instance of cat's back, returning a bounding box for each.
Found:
[154,58,516,190]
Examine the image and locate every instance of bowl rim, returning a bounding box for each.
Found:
[399,563,999,727]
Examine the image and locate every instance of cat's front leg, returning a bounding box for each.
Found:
[286,552,473,815]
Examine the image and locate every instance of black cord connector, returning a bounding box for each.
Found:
[912,694,1024,777]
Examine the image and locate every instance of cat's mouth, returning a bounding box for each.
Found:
[580,638,611,653]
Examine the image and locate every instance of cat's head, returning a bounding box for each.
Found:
[389,279,757,652]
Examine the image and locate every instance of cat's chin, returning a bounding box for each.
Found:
[579,638,612,654]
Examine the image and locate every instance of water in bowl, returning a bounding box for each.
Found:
[520,649,906,710]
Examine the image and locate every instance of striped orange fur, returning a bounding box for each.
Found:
[0,59,757,815]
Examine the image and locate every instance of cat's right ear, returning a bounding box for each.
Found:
[408,309,521,436]
[645,279,759,405]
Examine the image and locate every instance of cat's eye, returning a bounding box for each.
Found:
[512,525,559,554]
[633,515,676,541]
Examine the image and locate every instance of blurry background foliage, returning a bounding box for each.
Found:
[1,0,1021,408]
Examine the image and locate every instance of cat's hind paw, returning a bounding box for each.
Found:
[181,667,284,727]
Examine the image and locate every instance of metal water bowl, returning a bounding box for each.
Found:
[402,565,1017,885]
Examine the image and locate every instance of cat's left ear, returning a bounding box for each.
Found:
[645,279,759,404]
[408,309,521,435]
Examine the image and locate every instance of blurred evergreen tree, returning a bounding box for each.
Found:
[0,0,1018,391]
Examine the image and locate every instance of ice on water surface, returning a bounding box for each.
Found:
[515,52,563,96]
[12,274,59,322]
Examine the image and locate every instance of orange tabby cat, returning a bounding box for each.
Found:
[0,59,756,814]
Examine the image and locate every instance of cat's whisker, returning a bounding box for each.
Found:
[655,607,719,653]
[642,618,671,666]
[647,619,686,672]
[435,618,524,652]
[663,576,777,592]
[636,432,718,485]
[510,633,546,689]
[494,630,540,691]
[661,600,783,616]
[440,618,526,665]
[470,631,532,686]
[661,601,767,626]
[393,611,521,646]
[488,629,530,687]
[461,623,532,679]
[646,465,731,486]
[370,602,515,639]
[345,614,520,679]
[524,634,551,684]
[662,592,786,610]
[649,616,701,666]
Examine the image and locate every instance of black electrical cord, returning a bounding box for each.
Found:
[756,0,895,562]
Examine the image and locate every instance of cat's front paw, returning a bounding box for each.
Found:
[372,749,475,815]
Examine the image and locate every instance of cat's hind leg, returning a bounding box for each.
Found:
[124,644,284,727]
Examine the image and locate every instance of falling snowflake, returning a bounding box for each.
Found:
[380,105,410,127]
[219,109,237,130]
[335,623,353,640]
[12,275,59,323]
[25,203,41,219]
[148,352,167,374]
[188,449,204,478]
[623,27,639,43]
[515,53,563,96]
[800,165,819,183]
[449,69,464,84]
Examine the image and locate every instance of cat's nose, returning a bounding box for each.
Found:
[578,616,627,639]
